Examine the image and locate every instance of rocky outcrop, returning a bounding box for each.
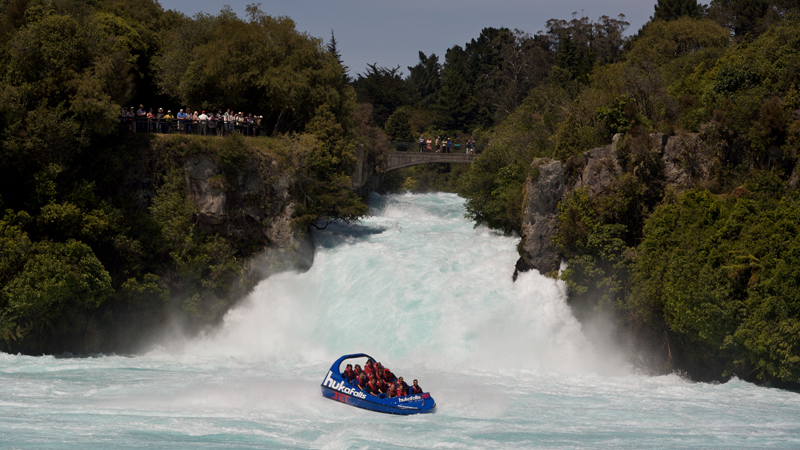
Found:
[352,142,388,198]
[182,153,313,271]
[515,159,565,279]
[516,132,710,277]
[184,154,227,226]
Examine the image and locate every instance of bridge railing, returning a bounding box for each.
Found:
[120,116,268,137]
[390,142,485,154]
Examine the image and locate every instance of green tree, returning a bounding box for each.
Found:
[437,45,487,131]
[352,64,413,128]
[406,51,441,108]
[2,239,112,351]
[383,106,415,142]
[652,0,703,21]
[327,29,352,84]
[153,5,351,133]
[708,0,770,38]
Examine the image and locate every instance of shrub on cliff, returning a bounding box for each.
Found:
[630,181,800,385]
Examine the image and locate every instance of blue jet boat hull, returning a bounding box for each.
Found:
[320,353,436,415]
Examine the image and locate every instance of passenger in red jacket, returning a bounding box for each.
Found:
[342,364,356,382]
[396,377,409,395]
[376,376,388,394]
[409,379,423,394]
[357,372,368,389]
[364,360,375,377]
[354,364,364,377]
[381,368,396,383]
[394,384,405,398]
[385,382,397,398]
[366,376,381,395]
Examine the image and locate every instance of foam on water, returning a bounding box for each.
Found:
[1,193,799,449]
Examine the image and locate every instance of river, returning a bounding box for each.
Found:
[1,193,798,449]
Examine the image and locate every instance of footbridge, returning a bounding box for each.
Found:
[386,151,476,172]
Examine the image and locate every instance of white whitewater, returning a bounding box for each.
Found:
[1,193,798,449]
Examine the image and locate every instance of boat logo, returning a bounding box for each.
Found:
[399,395,422,403]
[322,371,367,399]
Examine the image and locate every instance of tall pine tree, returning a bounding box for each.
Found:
[327,30,352,84]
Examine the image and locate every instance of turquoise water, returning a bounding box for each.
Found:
[1,193,799,449]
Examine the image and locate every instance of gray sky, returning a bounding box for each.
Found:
[155,1,676,77]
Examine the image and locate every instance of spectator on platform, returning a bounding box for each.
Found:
[198,110,208,135]
[156,108,164,132]
[176,109,186,133]
[146,108,155,132]
[136,105,146,132]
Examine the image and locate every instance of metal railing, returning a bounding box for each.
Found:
[121,116,267,137]
[390,141,484,154]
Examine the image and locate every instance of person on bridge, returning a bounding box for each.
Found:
[176,109,186,134]
[447,138,452,153]
[419,135,425,152]
[426,138,432,151]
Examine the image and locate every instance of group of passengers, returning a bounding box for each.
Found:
[417,135,477,154]
[341,360,424,398]
[121,105,265,136]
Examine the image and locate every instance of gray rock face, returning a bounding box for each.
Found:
[181,153,312,270]
[516,158,566,278]
[574,144,620,196]
[662,133,712,188]
[516,132,708,278]
[184,155,227,226]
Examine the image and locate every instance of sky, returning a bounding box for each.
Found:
[155,1,681,77]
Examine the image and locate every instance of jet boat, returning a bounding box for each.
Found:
[320,353,436,415]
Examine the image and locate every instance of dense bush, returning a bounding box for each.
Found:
[631,185,800,384]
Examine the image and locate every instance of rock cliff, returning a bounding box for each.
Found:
[516,132,710,276]
[182,153,313,271]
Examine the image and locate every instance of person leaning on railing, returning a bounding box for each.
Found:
[155,108,164,133]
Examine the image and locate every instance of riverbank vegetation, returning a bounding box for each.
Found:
[0,0,380,353]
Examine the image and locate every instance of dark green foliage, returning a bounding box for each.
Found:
[154,5,352,134]
[353,64,413,128]
[406,52,441,108]
[2,239,112,352]
[383,106,415,142]
[631,186,800,384]
[327,30,352,84]
[652,0,703,21]
[435,45,488,132]
[708,0,770,38]
[595,96,636,136]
